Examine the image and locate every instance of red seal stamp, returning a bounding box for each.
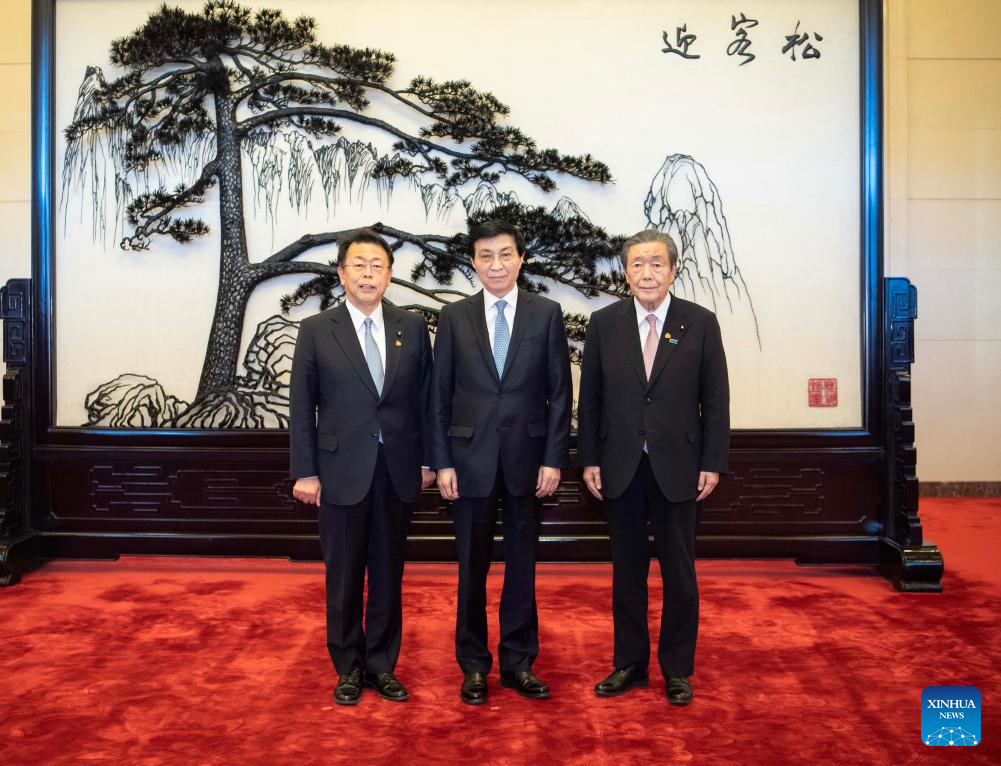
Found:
[808,378,838,407]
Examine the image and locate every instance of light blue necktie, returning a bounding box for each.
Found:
[492,299,510,377]
[363,317,384,394]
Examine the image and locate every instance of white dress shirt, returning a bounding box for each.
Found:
[484,287,519,345]
[634,294,671,347]
[345,300,386,372]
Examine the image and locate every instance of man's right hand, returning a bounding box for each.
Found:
[292,476,322,506]
[437,467,460,500]
[582,466,603,500]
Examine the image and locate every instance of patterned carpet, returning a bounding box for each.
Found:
[1,498,998,764]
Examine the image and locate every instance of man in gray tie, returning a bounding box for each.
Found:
[290,228,435,705]
[430,220,572,704]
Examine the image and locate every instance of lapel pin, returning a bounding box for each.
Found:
[680,324,686,331]
[664,332,672,340]
[395,329,403,347]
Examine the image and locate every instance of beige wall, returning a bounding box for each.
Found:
[0,0,31,293]
[885,0,1001,481]
[0,0,997,480]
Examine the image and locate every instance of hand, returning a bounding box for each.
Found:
[437,467,459,500]
[582,466,603,500]
[535,466,561,498]
[696,471,720,502]
[421,468,437,489]
[292,476,322,506]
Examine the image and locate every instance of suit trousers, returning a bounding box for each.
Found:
[318,446,412,675]
[453,461,540,674]
[604,453,699,678]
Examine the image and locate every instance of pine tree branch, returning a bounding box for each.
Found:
[119,67,201,108]
[373,223,454,248]
[389,280,468,301]
[263,231,349,264]
[233,71,440,123]
[122,159,219,249]
[255,258,465,303]
[265,224,453,265]
[235,106,580,186]
[253,260,339,280]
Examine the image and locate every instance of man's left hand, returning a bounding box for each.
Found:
[421,468,437,489]
[536,466,561,498]
[696,471,720,502]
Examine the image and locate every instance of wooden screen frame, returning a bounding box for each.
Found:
[0,0,942,591]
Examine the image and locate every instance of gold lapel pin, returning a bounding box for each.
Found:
[664,332,672,340]
[395,339,403,347]
[395,330,403,347]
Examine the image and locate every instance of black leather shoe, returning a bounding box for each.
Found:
[499,670,550,699]
[460,672,488,705]
[333,666,364,706]
[364,671,409,701]
[594,665,649,697]
[666,676,693,706]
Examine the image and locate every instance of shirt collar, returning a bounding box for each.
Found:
[345,299,384,333]
[634,294,671,327]
[484,287,519,312]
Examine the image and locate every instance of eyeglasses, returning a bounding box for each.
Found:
[344,262,388,273]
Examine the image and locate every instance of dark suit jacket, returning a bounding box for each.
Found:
[577,296,730,502]
[289,302,433,506]
[429,289,572,498]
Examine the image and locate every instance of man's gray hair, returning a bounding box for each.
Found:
[619,230,679,269]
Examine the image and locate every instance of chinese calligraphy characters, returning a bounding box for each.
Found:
[662,24,701,59]
[661,15,824,65]
[782,21,823,61]
[727,13,759,66]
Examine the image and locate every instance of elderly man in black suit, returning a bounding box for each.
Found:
[430,220,572,704]
[578,229,730,706]
[290,228,435,706]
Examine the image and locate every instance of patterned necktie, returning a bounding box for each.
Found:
[643,314,658,380]
[492,299,510,377]
[364,317,384,394]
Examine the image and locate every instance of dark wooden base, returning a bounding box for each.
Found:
[0,532,38,587]
[23,529,885,568]
[878,538,944,592]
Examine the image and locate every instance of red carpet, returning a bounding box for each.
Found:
[1,498,999,765]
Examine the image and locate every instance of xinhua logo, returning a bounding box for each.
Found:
[922,686,981,746]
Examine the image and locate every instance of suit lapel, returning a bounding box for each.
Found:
[501,290,535,380]
[613,299,648,387]
[646,297,688,391]
[329,303,379,399]
[380,303,403,401]
[467,290,501,385]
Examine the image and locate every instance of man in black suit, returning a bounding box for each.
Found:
[578,229,729,706]
[289,228,435,706]
[430,220,572,704]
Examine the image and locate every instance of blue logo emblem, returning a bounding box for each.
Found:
[922,686,980,746]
